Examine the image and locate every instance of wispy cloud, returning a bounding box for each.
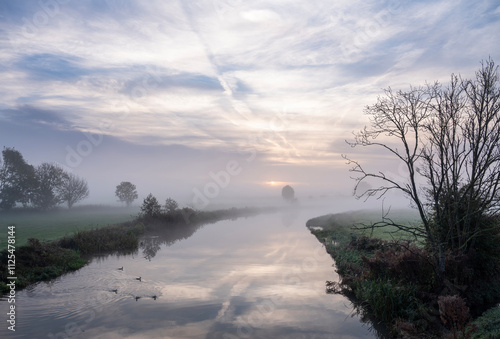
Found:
[0,0,499,197]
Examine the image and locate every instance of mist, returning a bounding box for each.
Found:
[1,0,498,215]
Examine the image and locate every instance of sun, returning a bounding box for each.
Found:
[265,181,283,186]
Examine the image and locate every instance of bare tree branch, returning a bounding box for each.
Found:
[345,59,500,278]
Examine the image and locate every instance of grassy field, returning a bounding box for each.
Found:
[0,205,139,250]
[307,208,421,241]
[348,208,422,241]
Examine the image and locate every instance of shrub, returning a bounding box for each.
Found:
[58,223,144,255]
[140,193,162,218]
[438,295,470,337]
[164,198,179,213]
[468,215,500,279]
[445,251,475,287]
[363,242,436,288]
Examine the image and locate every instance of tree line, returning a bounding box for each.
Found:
[0,147,89,210]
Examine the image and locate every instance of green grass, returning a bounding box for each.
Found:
[307,208,421,242]
[0,205,138,250]
[468,306,500,338]
[349,209,421,241]
[354,278,421,323]
[0,238,88,293]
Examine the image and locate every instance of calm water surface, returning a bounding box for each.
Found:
[1,205,382,338]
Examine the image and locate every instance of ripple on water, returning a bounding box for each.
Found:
[18,263,164,326]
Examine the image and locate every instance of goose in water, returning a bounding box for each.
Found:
[136,277,142,281]
[117,266,123,271]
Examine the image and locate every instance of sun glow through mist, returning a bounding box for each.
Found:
[266,181,286,186]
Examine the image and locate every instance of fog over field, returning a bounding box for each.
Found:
[0,1,499,209]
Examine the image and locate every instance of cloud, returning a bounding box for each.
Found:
[16,53,89,81]
[0,104,72,129]
[0,0,499,201]
[121,72,223,95]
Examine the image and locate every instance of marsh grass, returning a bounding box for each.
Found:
[354,278,421,323]
[57,222,146,255]
[0,238,87,293]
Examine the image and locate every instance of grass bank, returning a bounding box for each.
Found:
[307,210,500,339]
[0,206,269,295]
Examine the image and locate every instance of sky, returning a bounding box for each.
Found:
[0,0,499,208]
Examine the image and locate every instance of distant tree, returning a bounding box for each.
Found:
[140,193,161,218]
[59,173,89,209]
[164,197,179,213]
[115,181,138,207]
[32,162,66,210]
[0,148,37,210]
[282,185,295,202]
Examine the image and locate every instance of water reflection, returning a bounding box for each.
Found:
[280,204,301,228]
[0,207,384,338]
[140,219,208,260]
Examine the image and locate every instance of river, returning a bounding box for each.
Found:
[1,204,383,338]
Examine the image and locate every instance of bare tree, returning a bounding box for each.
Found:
[59,173,89,209]
[344,59,500,278]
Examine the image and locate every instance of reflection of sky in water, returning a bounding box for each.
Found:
[0,207,379,338]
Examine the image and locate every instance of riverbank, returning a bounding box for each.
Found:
[307,211,500,338]
[0,206,268,295]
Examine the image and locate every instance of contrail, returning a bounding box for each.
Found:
[177,1,253,126]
